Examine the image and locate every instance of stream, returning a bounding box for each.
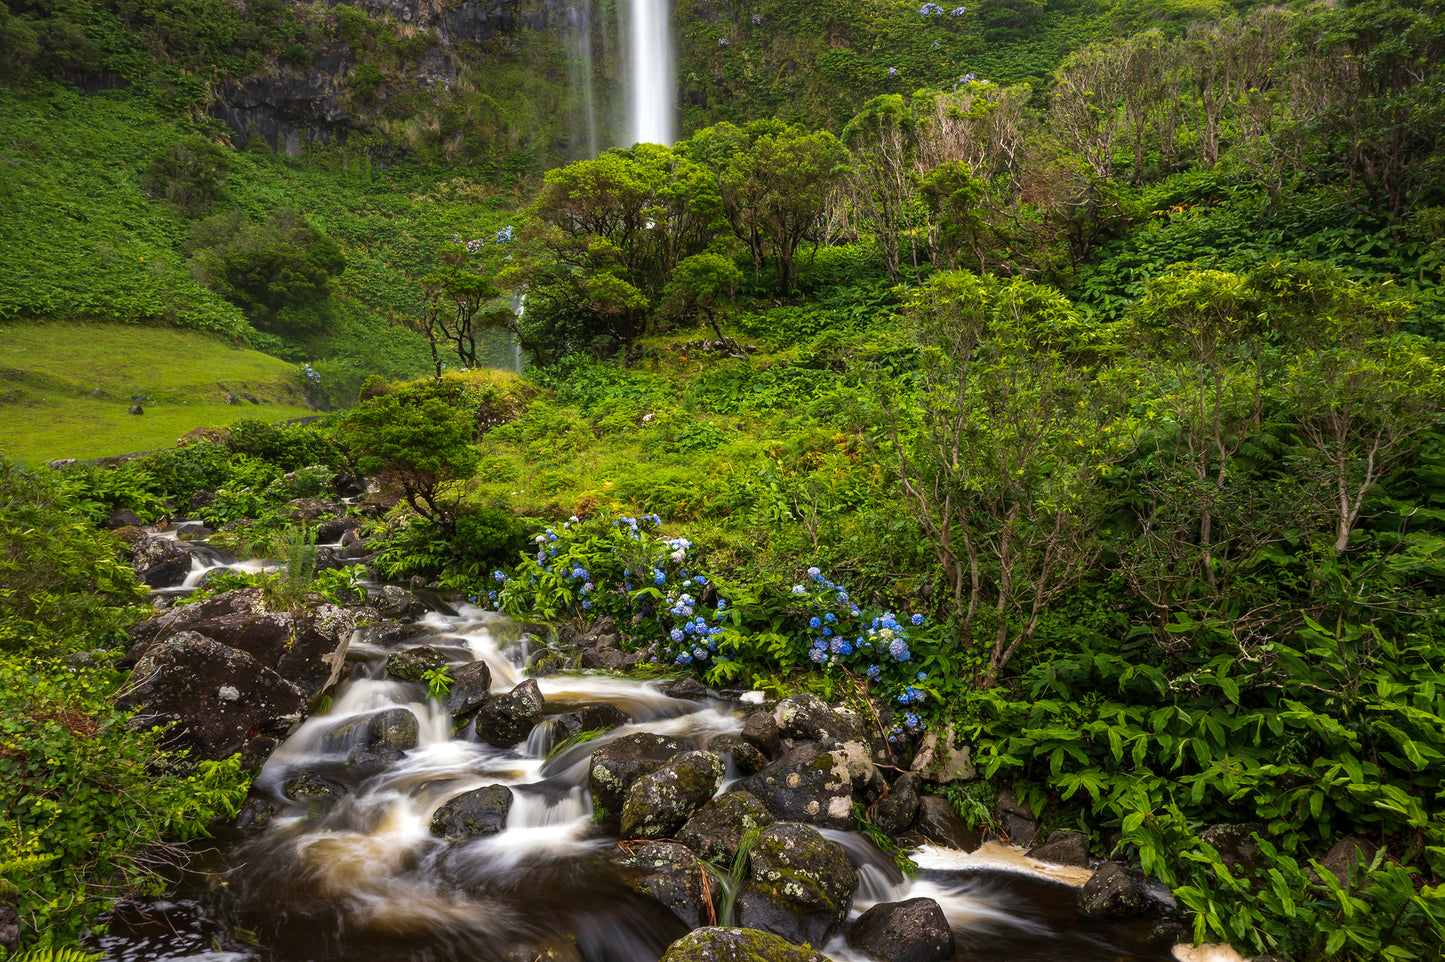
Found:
[99,583,1188,962]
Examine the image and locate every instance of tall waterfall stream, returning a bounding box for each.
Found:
[99,577,1198,962]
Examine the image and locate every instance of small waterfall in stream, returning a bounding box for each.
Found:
[98,558,1185,962]
[626,0,674,145]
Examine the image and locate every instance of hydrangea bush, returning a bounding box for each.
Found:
[485,514,945,739]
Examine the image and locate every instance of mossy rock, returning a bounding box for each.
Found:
[658,927,832,962]
[620,750,725,839]
[734,822,857,947]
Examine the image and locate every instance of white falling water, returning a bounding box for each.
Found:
[566,0,599,159]
[627,0,674,145]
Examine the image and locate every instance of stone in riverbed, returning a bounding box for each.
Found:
[385,645,447,682]
[873,771,923,837]
[366,707,419,751]
[774,693,868,748]
[473,678,544,747]
[1078,862,1148,918]
[911,796,981,852]
[430,784,513,839]
[737,740,872,830]
[848,897,954,962]
[659,928,831,962]
[588,731,697,821]
[442,660,493,717]
[733,822,858,947]
[677,790,775,864]
[620,750,725,839]
[1028,829,1092,868]
[616,840,712,929]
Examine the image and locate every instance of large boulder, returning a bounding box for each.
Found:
[775,693,868,748]
[443,661,493,717]
[848,898,954,962]
[677,791,775,864]
[740,711,781,759]
[616,841,712,929]
[373,584,425,620]
[873,772,923,837]
[131,536,193,588]
[473,678,545,747]
[430,785,514,839]
[620,751,725,839]
[912,796,981,852]
[385,645,448,682]
[734,822,858,947]
[367,707,420,751]
[659,928,831,962]
[1078,863,1148,919]
[588,732,697,820]
[737,741,874,830]
[117,632,305,759]
[278,604,356,702]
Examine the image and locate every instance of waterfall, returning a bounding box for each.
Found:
[627,0,674,145]
[566,0,599,159]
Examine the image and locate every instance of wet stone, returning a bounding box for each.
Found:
[430,784,514,839]
[1078,862,1148,919]
[659,928,832,962]
[367,707,419,750]
[910,796,981,852]
[711,734,768,776]
[677,790,775,864]
[473,677,544,747]
[740,711,781,758]
[284,772,345,801]
[848,897,954,962]
[1028,829,1092,868]
[550,703,631,741]
[734,822,858,947]
[774,693,868,748]
[874,771,923,837]
[660,676,708,700]
[443,660,493,717]
[385,645,447,682]
[616,840,711,929]
[620,750,725,839]
[589,731,698,821]
[736,741,865,830]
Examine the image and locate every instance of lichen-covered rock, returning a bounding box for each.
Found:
[710,734,768,776]
[588,732,697,820]
[660,676,708,700]
[909,727,976,784]
[658,928,831,962]
[284,771,345,801]
[615,841,711,928]
[430,784,513,839]
[848,898,954,962]
[740,711,781,758]
[278,603,355,703]
[620,751,725,839]
[131,536,192,588]
[367,707,419,750]
[874,771,922,837]
[550,703,631,741]
[117,632,305,759]
[737,741,872,830]
[373,584,425,620]
[443,660,493,717]
[774,693,868,748]
[499,934,584,962]
[912,796,981,852]
[734,822,858,947]
[677,791,775,864]
[1078,862,1147,919]
[473,678,545,747]
[1028,829,1091,868]
[385,645,448,682]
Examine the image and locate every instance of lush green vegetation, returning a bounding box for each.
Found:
[3,0,1445,959]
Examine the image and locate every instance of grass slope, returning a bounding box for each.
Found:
[0,321,314,464]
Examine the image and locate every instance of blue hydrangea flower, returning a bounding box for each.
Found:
[654,569,667,585]
[582,600,592,609]
[807,566,821,580]
[676,652,693,664]
[867,665,882,680]
[493,570,507,582]
[670,628,685,643]
[889,638,911,661]
[809,616,821,629]
[810,648,827,663]
[792,585,806,595]
[824,613,835,623]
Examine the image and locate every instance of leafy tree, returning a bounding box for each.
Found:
[414,239,514,377]
[660,250,745,352]
[336,386,479,532]
[841,95,925,281]
[880,271,1131,687]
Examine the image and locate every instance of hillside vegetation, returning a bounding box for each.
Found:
[2,0,1445,960]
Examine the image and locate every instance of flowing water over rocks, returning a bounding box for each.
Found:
[101,593,1187,962]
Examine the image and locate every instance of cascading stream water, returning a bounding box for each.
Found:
[102,537,1186,962]
[627,0,674,145]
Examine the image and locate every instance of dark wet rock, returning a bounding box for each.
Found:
[443,661,493,716]
[659,928,831,962]
[284,772,345,801]
[105,507,146,529]
[239,735,278,772]
[1318,835,1377,885]
[848,897,954,962]
[660,676,708,700]
[994,787,1038,845]
[1078,862,1148,919]
[737,741,873,830]
[774,693,868,748]
[367,707,419,751]
[740,711,781,759]
[1200,822,1265,868]
[315,516,361,544]
[117,632,305,759]
[589,732,698,820]
[235,796,275,834]
[357,620,414,646]
[912,796,981,851]
[579,647,629,671]
[711,734,768,776]
[616,841,711,928]
[874,772,923,837]
[174,524,214,541]
[0,903,15,956]
[474,678,544,747]
[189,489,216,514]
[345,743,405,775]
[132,536,192,588]
[550,703,631,741]
[110,525,148,549]
[373,584,425,620]
[528,649,567,676]
[677,791,775,864]
[430,784,513,839]
[385,645,448,682]
[620,750,725,839]
[1028,830,1092,868]
[124,588,351,705]
[286,497,343,522]
[734,822,858,947]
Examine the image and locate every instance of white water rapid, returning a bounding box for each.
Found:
[627,0,674,145]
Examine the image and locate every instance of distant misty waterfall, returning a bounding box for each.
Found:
[565,0,599,159]
[627,0,674,146]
